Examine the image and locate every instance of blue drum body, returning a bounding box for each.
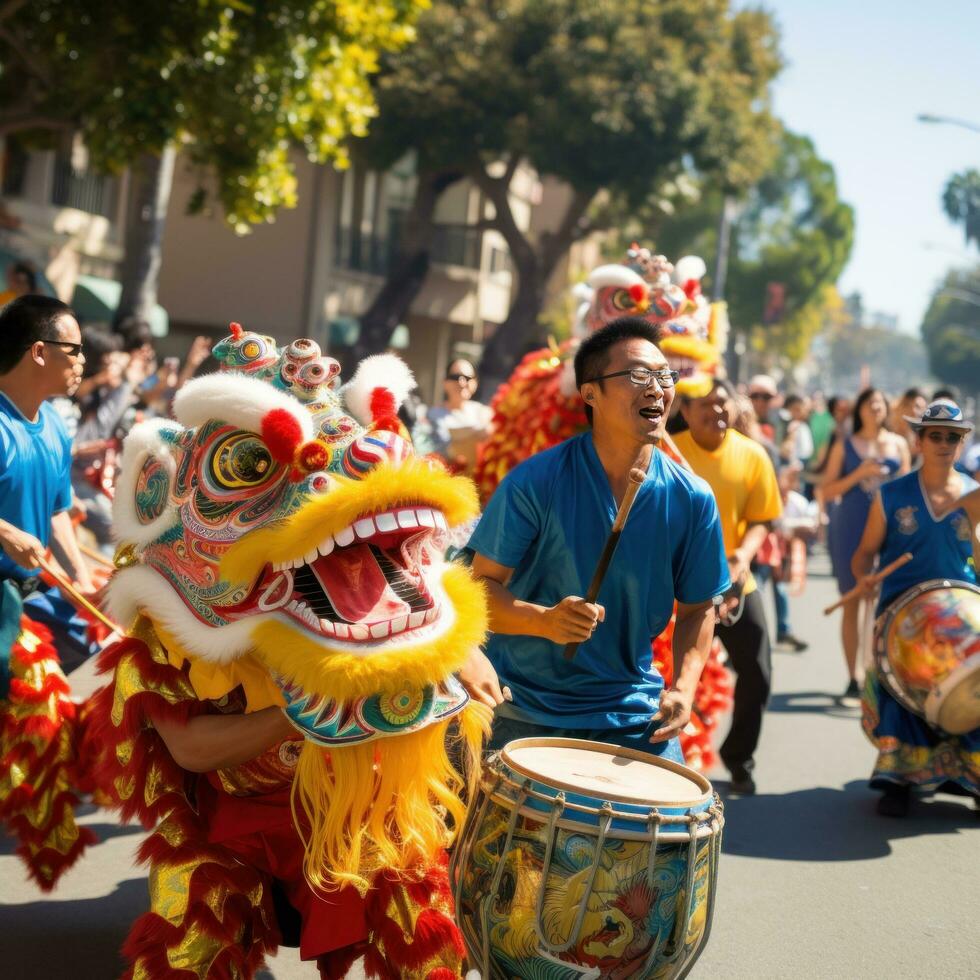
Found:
[452,738,724,979]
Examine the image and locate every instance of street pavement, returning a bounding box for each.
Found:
[2,551,977,978]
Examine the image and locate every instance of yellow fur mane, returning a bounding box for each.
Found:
[293,701,492,893]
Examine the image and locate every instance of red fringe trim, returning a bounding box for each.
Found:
[12,826,98,892]
[364,859,464,971]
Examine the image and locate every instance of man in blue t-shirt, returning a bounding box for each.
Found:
[0,295,94,670]
[467,318,729,761]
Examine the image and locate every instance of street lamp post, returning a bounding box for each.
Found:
[916,113,980,134]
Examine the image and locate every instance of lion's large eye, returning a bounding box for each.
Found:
[611,288,635,311]
[210,433,274,489]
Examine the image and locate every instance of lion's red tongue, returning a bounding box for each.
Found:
[311,543,408,623]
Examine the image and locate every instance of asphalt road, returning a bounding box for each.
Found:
[2,551,977,979]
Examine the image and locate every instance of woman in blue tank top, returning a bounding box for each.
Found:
[821,389,909,704]
[850,400,979,817]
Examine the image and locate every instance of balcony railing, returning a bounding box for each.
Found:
[334,208,486,275]
[51,157,118,221]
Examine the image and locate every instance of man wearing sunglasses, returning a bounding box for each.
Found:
[852,399,979,817]
[466,317,728,762]
[0,295,95,667]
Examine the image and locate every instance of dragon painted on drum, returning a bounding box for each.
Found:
[474,245,733,770]
[5,325,494,978]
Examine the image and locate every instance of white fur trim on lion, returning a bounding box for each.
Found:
[112,420,182,547]
[105,565,260,663]
[341,353,416,426]
[586,264,644,290]
[173,373,314,442]
[673,255,707,284]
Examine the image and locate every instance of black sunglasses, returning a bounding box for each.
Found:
[40,338,83,358]
[447,372,476,383]
[923,430,965,445]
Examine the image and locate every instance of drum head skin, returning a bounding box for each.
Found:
[877,580,980,733]
[502,737,712,808]
[935,662,980,734]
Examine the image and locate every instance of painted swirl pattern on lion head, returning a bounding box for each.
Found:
[108,323,486,747]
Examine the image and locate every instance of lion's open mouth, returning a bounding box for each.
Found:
[230,505,449,643]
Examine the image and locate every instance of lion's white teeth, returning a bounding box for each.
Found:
[354,517,375,539]
[257,571,292,612]
[416,508,436,528]
[319,618,335,634]
[304,548,319,565]
[334,622,350,639]
[391,615,408,635]
[397,509,419,529]
[434,512,448,530]
[370,621,390,639]
[335,526,355,547]
[423,606,438,624]
[318,537,334,557]
[409,611,426,629]
[349,624,369,640]
[376,512,399,532]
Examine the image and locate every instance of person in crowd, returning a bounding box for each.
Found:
[779,394,814,470]
[851,400,978,816]
[0,296,95,669]
[414,357,493,473]
[753,464,819,652]
[748,374,780,442]
[674,378,782,795]
[0,260,38,306]
[467,318,728,765]
[71,325,154,550]
[730,392,779,467]
[117,317,212,417]
[890,387,927,466]
[807,391,834,464]
[821,388,910,706]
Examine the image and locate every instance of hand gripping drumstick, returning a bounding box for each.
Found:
[822,551,913,616]
[563,442,654,661]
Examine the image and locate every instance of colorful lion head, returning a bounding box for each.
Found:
[108,324,489,889]
[579,243,729,397]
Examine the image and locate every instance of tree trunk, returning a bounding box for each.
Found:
[114,145,176,328]
[347,168,461,365]
[473,169,593,394]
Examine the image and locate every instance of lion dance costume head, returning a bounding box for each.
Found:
[579,243,728,399]
[107,324,489,893]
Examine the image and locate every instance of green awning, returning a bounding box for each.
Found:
[71,274,169,337]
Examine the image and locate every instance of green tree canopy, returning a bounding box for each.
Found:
[352,0,783,377]
[920,265,980,399]
[942,169,980,249]
[653,130,854,358]
[0,0,425,229]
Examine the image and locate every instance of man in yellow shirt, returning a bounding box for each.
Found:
[675,378,782,794]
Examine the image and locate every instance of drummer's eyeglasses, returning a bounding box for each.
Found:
[447,372,476,383]
[586,367,679,389]
[923,430,965,445]
[40,339,83,358]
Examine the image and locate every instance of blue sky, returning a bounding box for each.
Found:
[764,0,980,332]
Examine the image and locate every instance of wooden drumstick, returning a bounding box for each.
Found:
[36,553,122,633]
[79,542,115,569]
[822,552,913,616]
[563,442,654,661]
